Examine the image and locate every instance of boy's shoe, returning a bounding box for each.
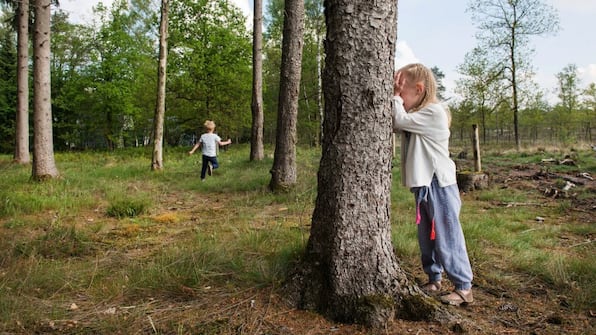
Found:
[207,162,213,176]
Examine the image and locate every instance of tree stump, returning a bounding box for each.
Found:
[457,171,489,192]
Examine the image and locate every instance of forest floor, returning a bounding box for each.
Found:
[1,149,594,335]
[118,152,594,335]
[156,152,595,335]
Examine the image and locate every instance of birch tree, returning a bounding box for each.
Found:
[151,0,169,171]
[250,0,264,161]
[468,0,559,150]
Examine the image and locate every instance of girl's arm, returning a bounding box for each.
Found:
[392,96,438,135]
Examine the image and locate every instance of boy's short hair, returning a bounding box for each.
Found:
[204,120,216,130]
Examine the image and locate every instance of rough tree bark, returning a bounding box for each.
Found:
[151,0,169,171]
[14,0,30,164]
[269,0,304,191]
[250,0,264,161]
[285,0,456,328]
[32,0,59,180]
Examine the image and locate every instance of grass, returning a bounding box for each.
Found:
[0,144,594,333]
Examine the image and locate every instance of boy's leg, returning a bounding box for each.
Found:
[211,157,219,169]
[207,156,218,176]
[200,155,208,180]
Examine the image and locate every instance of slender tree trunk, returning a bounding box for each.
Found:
[315,27,323,147]
[14,0,30,164]
[510,40,520,150]
[285,0,454,328]
[152,0,169,171]
[32,0,58,180]
[250,0,264,161]
[269,0,304,191]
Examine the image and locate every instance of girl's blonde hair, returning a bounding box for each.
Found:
[204,120,216,130]
[398,63,438,111]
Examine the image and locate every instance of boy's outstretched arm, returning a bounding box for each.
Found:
[219,139,232,146]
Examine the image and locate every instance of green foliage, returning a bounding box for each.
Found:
[106,198,148,218]
[0,18,16,154]
[168,0,253,144]
[264,0,325,146]
[49,1,158,150]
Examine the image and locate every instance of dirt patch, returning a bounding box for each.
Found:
[488,160,596,224]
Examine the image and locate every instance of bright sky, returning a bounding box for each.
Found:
[396,0,596,104]
[60,0,595,105]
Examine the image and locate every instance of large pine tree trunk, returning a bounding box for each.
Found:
[14,0,30,164]
[152,0,169,171]
[285,0,454,328]
[32,0,58,180]
[250,0,264,161]
[269,0,304,191]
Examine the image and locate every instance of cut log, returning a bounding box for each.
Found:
[457,172,489,192]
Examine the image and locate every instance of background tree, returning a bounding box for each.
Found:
[250,0,264,161]
[455,46,505,143]
[581,83,596,142]
[520,90,548,144]
[549,64,583,143]
[449,99,476,144]
[0,0,31,159]
[269,0,304,191]
[262,0,284,143]
[299,0,325,146]
[0,11,17,154]
[430,66,446,101]
[151,0,169,171]
[88,0,156,150]
[51,10,96,149]
[14,0,29,163]
[263,0,325,147]
[32,0,58,180]
[556,64,581,116]
[468,0,559,150]
[286,0,452,328]
[168,0,251,144]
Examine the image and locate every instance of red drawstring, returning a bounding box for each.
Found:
[416,190,435,240]
[416,203,421,224]
[430,218,436,240]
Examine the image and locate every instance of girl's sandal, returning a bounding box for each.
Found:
[440,289,474,306]
[421,281,442,294]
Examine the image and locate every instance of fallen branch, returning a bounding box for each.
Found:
[501,202,546,207]
[568,240,594,248]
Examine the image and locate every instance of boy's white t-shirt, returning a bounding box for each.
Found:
[200,133,221,157]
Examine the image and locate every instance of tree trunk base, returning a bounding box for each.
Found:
[284,261,465,329]
[457,172,489,192]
